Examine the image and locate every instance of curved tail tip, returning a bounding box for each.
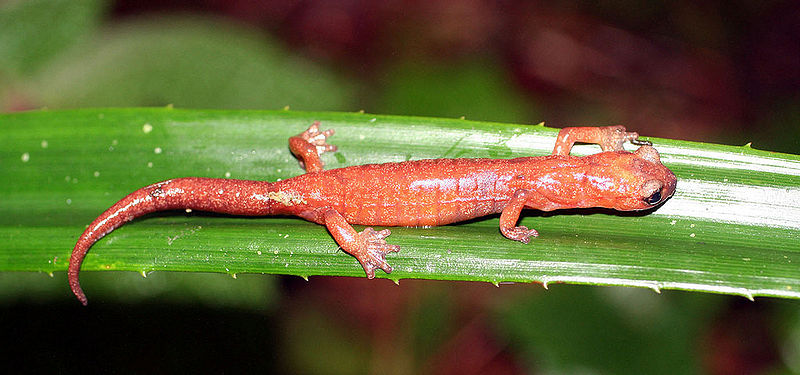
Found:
[70,280,89,306]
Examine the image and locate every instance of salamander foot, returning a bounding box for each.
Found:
[599,125,644,152]
[502,225,539,244]
[291,121,338,172]
[356,228,401,278]
[299,121,337,155]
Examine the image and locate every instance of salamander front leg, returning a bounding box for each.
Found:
[289,121,338,173]
[552,125,650,156]
[500,189,539,244]
[322,209,400,278]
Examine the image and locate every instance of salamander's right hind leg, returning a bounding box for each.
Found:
[321,208,400,278]
[289,121,338,173]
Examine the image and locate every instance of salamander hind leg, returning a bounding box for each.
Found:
[322,209,400,278]
[500,189,540,244]
[289,121,338,173]
[552,125,649,156]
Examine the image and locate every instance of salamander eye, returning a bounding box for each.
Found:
[640,180,663,205]
[645,190,662,205]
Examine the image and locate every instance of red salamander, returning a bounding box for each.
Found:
[69,123,677,304]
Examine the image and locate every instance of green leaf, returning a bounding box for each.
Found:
[0,0,106,76]
[1,108,799,301]
[29,15,353,110]
[375,60,537,123]
[495,286,719,374]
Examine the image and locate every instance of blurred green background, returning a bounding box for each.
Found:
[2,0,799,374]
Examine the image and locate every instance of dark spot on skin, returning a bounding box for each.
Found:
[516,175,525,179]
[149,186,164,197]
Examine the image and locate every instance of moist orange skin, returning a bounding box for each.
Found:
[68,123,676,305]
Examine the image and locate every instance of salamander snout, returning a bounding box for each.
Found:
[633,146,677,208]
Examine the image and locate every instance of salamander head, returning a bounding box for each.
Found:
[607,145,676,210]
[577,145,676,211]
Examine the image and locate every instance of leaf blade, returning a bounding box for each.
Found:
[2,108,798,299]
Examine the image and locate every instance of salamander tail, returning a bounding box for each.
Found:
[68,259,89,306]
[67,180,169,305]
[68,177,277,305]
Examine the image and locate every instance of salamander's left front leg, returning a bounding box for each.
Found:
[321,208,401,278]
[500,189,539,244]
[552,125,650,156]
[289,121,338,173]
